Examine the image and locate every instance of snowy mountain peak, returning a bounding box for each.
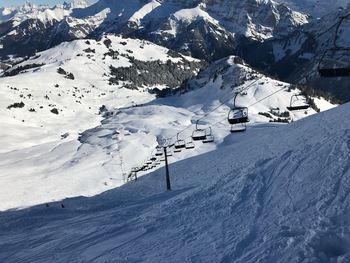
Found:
[21,1,35,11]
[70,0,90,9]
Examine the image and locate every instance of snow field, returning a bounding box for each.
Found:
[0,100,348,262]
[0,38,334,211]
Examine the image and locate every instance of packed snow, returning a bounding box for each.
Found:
[0,39,334,211]
[0,1,347,261]
[0,97,348,262]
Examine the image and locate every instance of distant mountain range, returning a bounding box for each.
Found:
[0,0,349,101]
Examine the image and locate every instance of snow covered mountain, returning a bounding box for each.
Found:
[0,0,308,61]
[0,0,348,261]
[239,5,350,102]
[0,0,92,58]
[1,0,347,105]
[0,92,347,262]
[0,1,90,25]
[0,2,346,260]
[0,34,206,210]
[275,0,349,18]
[0,35,333,211]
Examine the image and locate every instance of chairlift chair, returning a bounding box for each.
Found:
[192,120,207,141]
[185,138,195,149]
[228,107,249,124]
[287,95,310,111]
[202,127,214,143]
[166,149,173,157]
[174,141,186,149]
[318,14,350,77]
[228,93,250,125]
[318,48,350,77]
[155,146,164,156]
[174,133,186,149]
[230,123,247,133]
[174,148,181,153]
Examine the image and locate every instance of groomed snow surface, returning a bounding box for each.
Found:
[0,33,342,262]
[0,100,349,262]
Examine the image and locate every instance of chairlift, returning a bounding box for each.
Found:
[287,95,310,111]
[228,107,249,124]
[185,138,195,149]
[202,127,214,143]
[174,133,186,149]
[155,146,164,156]
[166,149,173,157]
[230,123,247,133]
[318,14,350,77]
[227,93,249,124]
[318,48,350,77]
[192,120,207,141]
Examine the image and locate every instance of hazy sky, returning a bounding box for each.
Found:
[0,0,95,7]
[0,1,68,7]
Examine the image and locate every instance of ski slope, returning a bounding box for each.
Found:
[0,34,202,210]
[0,43,334,211]
[0,101,349,262]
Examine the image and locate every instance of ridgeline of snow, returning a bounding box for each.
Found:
[0,39,334,211]
[0,99,348,262]
[128,0,161,26]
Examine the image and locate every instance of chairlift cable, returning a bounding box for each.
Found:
[139,74,307,169]
[166,77,264,142]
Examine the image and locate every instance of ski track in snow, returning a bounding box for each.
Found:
[0,103,349,262]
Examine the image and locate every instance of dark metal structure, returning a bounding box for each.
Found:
[228,93,249,126]
[287,95,310,111]
[192,120,207,141]
[202,127,214,143]
[318,13,350,77]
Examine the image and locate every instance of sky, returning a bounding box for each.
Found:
[0,0,95,7]
[1,0,68,6]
